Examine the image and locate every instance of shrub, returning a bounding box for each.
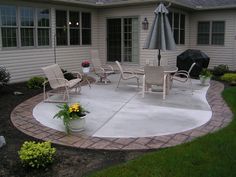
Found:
[18,141,56,168]
[221,73,236,83]
[61,69,76,80]
[27,76,45,89]
[212,64,229,76]
[0,66,10,85]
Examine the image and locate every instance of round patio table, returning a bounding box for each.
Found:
[163,66,178,73]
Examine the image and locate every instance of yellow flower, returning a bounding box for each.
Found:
[69,103,80,113]
[69,107,73,113]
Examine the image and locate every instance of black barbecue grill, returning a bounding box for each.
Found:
[177,49,210,78]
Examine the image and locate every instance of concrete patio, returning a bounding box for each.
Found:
[33,74,212,138]
[10,74,233,150]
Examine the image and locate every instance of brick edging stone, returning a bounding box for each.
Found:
[10,81,233,150]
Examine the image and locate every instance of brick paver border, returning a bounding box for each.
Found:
[11,81,233,150]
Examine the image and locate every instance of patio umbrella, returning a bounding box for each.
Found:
[144,3,176,66]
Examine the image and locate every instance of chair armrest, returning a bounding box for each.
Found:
[173,71,189,78]
[134,69,144,75]
[93,67,105,73]
[123,70,135,74]
[71,71,82,79]
[44,78,70,87]
[176,70,188,74]
[102,65,114,72]
[106,65,114,71]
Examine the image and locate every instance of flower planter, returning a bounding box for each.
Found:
[82,67,90,74]
[69,116,86,132]
[200,76,211,86]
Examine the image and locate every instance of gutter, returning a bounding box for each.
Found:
[24,0,236,10]
[194,4,236,11]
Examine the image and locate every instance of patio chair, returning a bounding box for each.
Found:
[115,61,140,88]
[171,62,196,93]
[42,64,82,103]
[90,49,114,84]
[142,66,167,99]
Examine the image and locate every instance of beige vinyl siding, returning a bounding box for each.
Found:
[96,4,190,69]
[0,0,98,83]
[189,10,236,70]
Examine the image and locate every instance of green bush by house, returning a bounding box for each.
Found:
[27,76,45,89]
[212,65,229,76]
[18,141,56,168]
[0,66,10,85]
[221,73,236,84]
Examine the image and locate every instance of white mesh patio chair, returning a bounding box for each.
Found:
[90,49,114,84]
[142,66,167,100]
[171,62,196,93]
[42,64,82,103]
[115,61,140,88]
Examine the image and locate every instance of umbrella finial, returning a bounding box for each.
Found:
[155,2,169,14]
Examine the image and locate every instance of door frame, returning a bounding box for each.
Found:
[106,16,140,65]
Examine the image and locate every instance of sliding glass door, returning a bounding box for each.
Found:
[107,17,139,64]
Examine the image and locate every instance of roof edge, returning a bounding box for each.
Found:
[24,0,236,10]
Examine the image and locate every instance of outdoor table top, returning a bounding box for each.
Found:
[162,66,178,73]
[137,66,178,75]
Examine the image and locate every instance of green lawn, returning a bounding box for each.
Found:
[87,87,236,177]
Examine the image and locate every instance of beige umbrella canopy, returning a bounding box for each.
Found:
[144,3,176,66]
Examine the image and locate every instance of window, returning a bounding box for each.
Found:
[123,18,138,63]
[55,10,91,46]
[168,12,185,44]
[37,9,50,46]
[180,14,185,44]
[0,5,17,47]
[197,22,210,45]
[0,5,50,48]
[69,11,80,45]
[82,12,91,45]
[212,21,225,45]
[197,21,225,45]
[20,7,34,47]
[56,10,67,46]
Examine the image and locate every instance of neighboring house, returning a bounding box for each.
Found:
[0,0,236,82]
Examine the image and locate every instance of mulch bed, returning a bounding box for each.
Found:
[0,78,147,177]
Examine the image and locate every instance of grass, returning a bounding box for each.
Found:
[87,87,236,177]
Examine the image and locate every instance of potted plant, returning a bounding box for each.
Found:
[81,60,90,73]
[199,68,212,86]
[54,103,88,133]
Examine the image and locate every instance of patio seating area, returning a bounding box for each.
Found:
[10,73,232,150]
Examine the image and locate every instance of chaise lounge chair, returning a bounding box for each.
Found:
[115,61,140,88]
[42,64,82,103]
[90,49,114,84]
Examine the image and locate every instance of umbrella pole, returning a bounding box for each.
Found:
[158,49,161,66]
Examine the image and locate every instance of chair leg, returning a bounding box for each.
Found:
[43,84,46,102]
[137,77,140,88]
[142,75,145,98]
[163,75,167,100]
[117,75,122,88]
[63,90,66,100]
[189,78,193,94]
[65,87,69,102]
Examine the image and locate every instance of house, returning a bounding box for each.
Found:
[0,0,236,83]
